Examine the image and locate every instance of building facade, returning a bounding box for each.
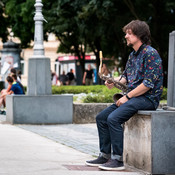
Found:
[0,34,98,86]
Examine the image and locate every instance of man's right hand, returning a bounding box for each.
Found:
[105,80,114,89]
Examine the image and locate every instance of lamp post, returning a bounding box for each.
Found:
[33,0,45,57]
[27,0,51,95]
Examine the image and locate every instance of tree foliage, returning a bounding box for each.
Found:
[4,0,35,48]
[0,0,9,42]
[43,0,91,73]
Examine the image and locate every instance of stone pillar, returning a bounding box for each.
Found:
[27,0,51,95]
[167,31,175,107]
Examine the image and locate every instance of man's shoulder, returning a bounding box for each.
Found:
[141,45,161,59]
[143,45,158,54]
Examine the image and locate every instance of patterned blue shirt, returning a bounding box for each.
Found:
[123,44,163,109]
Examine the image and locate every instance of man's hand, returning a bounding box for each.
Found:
[116,95,128,106]
[105,80,114,89]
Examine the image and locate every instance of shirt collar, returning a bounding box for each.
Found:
[133,44,146,56]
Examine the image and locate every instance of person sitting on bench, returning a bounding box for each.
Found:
[0,76,24,114]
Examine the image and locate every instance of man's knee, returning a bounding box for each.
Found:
[107,114,122,126]
[96,111,108,123]
[96,113,103,123]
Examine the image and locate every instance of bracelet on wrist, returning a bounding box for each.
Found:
[126,94,131,100]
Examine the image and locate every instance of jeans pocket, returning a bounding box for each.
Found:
[141,98,155,110]
[131,96,155,110]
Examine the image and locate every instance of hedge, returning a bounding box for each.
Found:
[52,85,167,103]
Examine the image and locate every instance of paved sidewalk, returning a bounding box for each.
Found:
[18,123,99,157]
[0,115,145,175]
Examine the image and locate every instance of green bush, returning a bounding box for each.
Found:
[52,85,103,94]
[160,87,167,100]
[52,85,167,103]
[52,85,119,94]
[83,93,114,103]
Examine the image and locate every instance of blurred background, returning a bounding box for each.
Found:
[0,0,174,87]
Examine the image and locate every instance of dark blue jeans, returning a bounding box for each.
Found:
[96,95,155,161]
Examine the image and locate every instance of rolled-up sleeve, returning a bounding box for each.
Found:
[143,52,162,89]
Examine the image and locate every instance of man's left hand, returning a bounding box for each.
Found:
[116,95,128,106]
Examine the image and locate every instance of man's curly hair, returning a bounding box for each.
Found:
[123,20,151,45]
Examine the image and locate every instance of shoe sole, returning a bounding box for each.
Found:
[98,165,125,171]
[85,162,102,167]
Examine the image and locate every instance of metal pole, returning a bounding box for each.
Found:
[33,0,45,57]
[27,0,51,95]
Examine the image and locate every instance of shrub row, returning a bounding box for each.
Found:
[52,85,167,103]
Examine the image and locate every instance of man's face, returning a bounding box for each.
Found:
[125,29,140,47]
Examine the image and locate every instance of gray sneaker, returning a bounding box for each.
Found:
[85,156,108,167]
[98,159,125,171]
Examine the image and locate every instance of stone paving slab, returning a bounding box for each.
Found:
[17,124,99,157]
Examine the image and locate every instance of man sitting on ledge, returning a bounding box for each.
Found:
[85,20,163,171]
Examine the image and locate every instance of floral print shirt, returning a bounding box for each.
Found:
[123,44,163,109]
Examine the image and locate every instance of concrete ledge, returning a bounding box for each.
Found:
[6,95,73,124]
[124,110,175,174]
[73,103,165,124]
[73,103,112,123]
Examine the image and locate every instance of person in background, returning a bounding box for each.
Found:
[17,70,22,81]
[112,66,119,78]
[58,71,68,85]
[83,64,94,85]
[0,82,11,114]
[0,75,24,114]
[67,69,75,85]
[102,63,110,77]
[85,20,163,171]
[10,68,21,82]
[93,64,98,85]
[11,74,25,94]
[0,72,13,112]
[0,81,12,101]
[51,71,58,86]
[101,63,111,84]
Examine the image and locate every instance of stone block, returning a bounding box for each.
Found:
[28,58,52,95]
[6,95,73,124]
[73,103,112,123]
[124,110,175,174]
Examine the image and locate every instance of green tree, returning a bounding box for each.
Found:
[0,0,9,42]
[5,0,35,48]
[79,0,132,69]
[80,0,175,86]
[43,0,90,75]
